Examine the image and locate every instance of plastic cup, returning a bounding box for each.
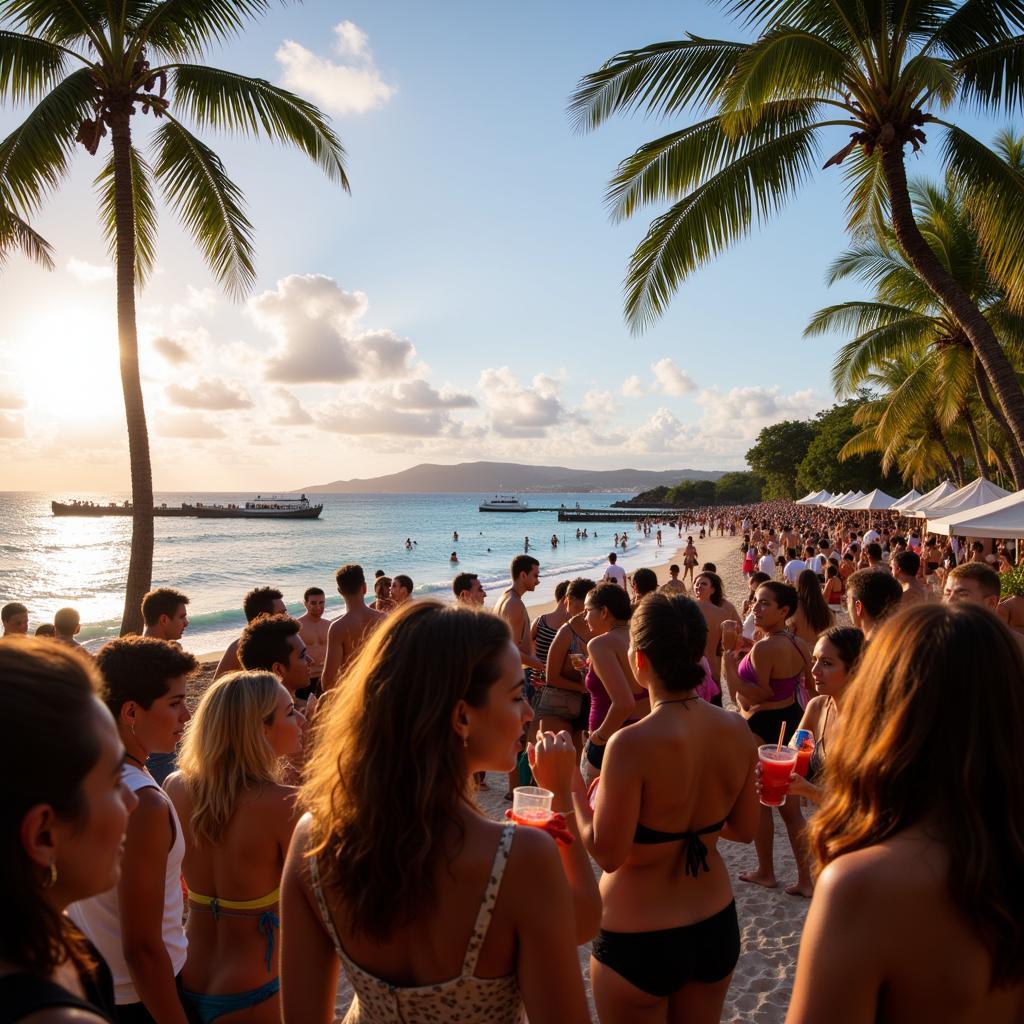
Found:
[511,786,554,826]
[570,652,588,672]
[722,621,737,653]
[790,729,815,778]
[758,745,799,806]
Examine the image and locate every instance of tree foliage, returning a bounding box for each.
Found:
[745,419,815,498]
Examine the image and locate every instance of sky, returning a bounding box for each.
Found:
[0,0,1011,491]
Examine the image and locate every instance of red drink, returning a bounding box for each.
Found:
[758,745,798,806]
[511,808,554,827]
[794,746,813,778]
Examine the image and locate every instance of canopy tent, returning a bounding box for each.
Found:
[831,490,866,509]
[903,480,958,517]
[822,490,852,507]
[797,489,831,505]
[795,490,820,504]
[920,477,1010,518]
[841,488,899,511]
[891,487,922,511]
[929,488,1024,538]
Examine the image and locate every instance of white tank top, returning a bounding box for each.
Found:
[68,764,187,1004]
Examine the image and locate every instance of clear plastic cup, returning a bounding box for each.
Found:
[721,620,737,652]
[511,785,554,827]
[758,745,799,806]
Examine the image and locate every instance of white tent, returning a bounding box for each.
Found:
[842,488,899,511]
[822,490,852,507]
[929,488,1024,538]
[903,479,958,517]
[795,490,819,504]
[921,477,1010,518]
[891,487,922,511]
[797,489,831,505]
[832,490,866,509]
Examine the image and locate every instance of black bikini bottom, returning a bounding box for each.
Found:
[746,701,803,745]
[591,900,740,997]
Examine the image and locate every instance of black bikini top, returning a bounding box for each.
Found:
[633,819,726,877]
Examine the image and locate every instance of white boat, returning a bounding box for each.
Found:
[479,493,531,512]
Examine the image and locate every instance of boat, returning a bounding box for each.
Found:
[51,494,323,519]
[479,494,532,512]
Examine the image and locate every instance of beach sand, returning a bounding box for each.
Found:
[186,530,812,1022]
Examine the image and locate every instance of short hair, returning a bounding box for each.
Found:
[702,562,717,573]
[1,602,27,624]
[757,580,799,618]
[510,555,539,578]
[243,587,284,623]
[53,608,80,637]
[631,568,658,597]
[141,588,189,627]
[846,569,903,622]
[374,569,385,578]
[554,580,570,602]
[894,550,920,576]
[238,614,301,672]
[95,636,198,718]
[452,572,479,597]
[34,623,56,637]
[947,562,1001,599]
[393,574,414,594]
[865,542,883,561]
[669,564,680,574]
[335,564,366,597]
[304,586,325,602]
[749,571,771,588]
[608,552,618,563]
[566,577,597,601]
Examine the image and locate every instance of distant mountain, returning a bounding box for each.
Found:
[301,461,725,494]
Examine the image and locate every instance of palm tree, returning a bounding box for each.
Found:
[806,174,1024,485]
[0,0,350,633]
[571,0,1024,457]
[0,203,52,266]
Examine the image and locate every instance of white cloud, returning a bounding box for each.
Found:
[251,274,419,384]
[696,385,824,440]
[166,378,253,410]
[272,388,313,426]
[579,389,619,415]
[390,379,476,410]
[318,401,454,437]
[478,367,564,438]
[186,286,216,312]
[0,388,25,410]
[154,414,225,439]
[651,357,696,396]
[275,20,395,116]
[0,412,25,437]
[66,258,113,283]
[152,336,194,366]
[622,375,645,398]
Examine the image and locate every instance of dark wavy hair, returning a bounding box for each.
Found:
[796,568,835,636]
[0,640,104,976]
[809,604,1024,986]
[694,571,725,606]
[586,581,633,620]
[630,594,707,693]
[301,601,513,941]
[820,626,864,672]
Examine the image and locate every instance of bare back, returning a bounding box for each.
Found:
[697,601,729,681]
[322,605,385,690]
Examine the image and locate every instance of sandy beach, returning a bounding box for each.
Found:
[185,530,812,1022]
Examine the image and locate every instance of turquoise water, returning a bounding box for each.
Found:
[0,492,681,653]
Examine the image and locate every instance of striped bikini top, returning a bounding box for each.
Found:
[310,824,524,1024]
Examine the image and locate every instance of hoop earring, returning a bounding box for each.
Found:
[463,735,469,749]
[43,863,57,888]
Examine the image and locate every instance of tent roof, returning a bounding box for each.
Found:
[841,488,899,511]
[798,489,831,505]
[928,488,1024,538]
[821,490,851,506]
[831,490,866,508]
[891,488,921,511]
[903,480,958,516]
[795,490,819,503]
[921,477,1011,517]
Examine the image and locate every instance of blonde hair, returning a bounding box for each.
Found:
[301,600,512,942]
[177,670,282,845]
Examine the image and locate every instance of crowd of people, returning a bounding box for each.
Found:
[2,498,1024,1023]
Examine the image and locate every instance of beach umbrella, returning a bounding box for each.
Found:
[841,488,898,511]
[919,477,1011,518]
[902,480,958,517]
[891,487,921,511]
[928,489,1024,538]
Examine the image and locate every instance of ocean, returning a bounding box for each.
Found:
[0,491,683,654]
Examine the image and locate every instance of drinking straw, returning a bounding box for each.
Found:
[776,721,786,753]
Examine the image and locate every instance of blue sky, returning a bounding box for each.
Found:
[0,1,1012,489]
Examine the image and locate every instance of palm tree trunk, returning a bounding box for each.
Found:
[935,427,962,485]
[110,106,152,635]
[961,408,988,480]
[880,137,1024,458]
[974,355,1024,488]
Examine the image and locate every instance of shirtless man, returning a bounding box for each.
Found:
[141,587,189,642]
[495,554,545,797]
[214,586,286,679]
[296,586,330,699]
[453,572,486,606]
[894,551,929,607]
[998,595,1024,636]
[321,564,385,691]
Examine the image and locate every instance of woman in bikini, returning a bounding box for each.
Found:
[788,604,1024,1022]
[1,640,136,1024]
[536,578,596,757]
[682,537,699,586]
[547,593,758,1023]
[581,583,649,786]
[280,601,594,1024]
[790,569,835,647]
[720,582,814,897]
[165,671,303,1023]
[821,563,844,606]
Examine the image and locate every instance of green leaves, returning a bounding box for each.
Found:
[132,0,274,61]
[952,33,1024,111]
[94,141,157,285]
[0,29,72,104]
[0,0,113,58]
[0,202,54,267]
[151,117,255,297]
[171,64,350,188]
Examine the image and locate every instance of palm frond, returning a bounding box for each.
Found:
[825,239,908,287]
[606,100,820,222]
[0,29,73,104]
[823,316,935,393]
[151,115,255,297]
[942,123,1024,311]
[899,52,959,107]
[0,0,113,58]
[130,0,274,62]
[170,64,349,188]
[806,299,930,336]
[922,0,1024,59]
[951,34,1024,112]
[842,145,889,236]
[0,67,95,215]
[94,142,157,285]
[623,125,818,331]
[0,203,54,268]
[568,36,748,133]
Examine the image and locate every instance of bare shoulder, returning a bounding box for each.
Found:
[819,837,945,905]
[19,1011,109,1024]
[503,820,560,881]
